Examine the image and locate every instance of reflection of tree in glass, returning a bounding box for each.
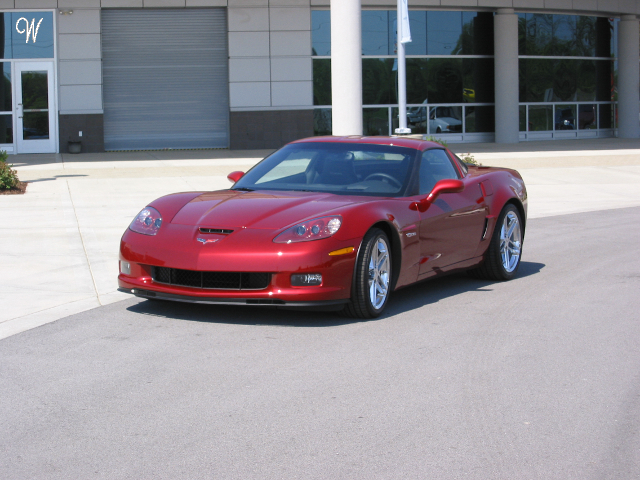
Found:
[363,59,396,105]
[428,59,462,103]
[21,72,49,138]
[22,72,48,109]
[313,59,331,106]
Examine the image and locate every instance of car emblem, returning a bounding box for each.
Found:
[197,237,219,245]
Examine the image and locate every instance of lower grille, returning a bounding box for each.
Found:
[151,267,271,290]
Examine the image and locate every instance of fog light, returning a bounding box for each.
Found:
[120,261,131,275]
[291,273,322,286]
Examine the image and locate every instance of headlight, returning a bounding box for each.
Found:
[129,207,162,236]
[273,216,342,244]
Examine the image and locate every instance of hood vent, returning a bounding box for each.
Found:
[199,228,234,234]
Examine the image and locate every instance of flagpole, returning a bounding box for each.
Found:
[395,0,411,134]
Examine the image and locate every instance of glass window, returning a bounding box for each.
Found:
[1,12,54,59]
[362,11,391,56]
[519,105,527,132]
[0,63,11,112]
[314,108,332,136]
[428,106,462,134]
[520,58,613,103]
[555,105,576,130]
[363,58,396,105]
[427,11,463,55]
[599,103,613,129]
[419,149,458,195]
[313,59,331,105]
[363,108,389,136]
[578,104,596,129]
[427,58,463,104]
[406,58,429,104]
[519,14,553,56]
[465,106,494,133]
[461,12,494,56]
[311,10,331,56]
[0,114,13,144]
[527,105,553,131]
[552,15,576,56]
[404,11,426,56]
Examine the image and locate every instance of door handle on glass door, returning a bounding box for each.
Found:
[17,103,23,119]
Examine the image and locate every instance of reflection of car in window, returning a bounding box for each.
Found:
[463,88,475,102]
[429,106,462,134]
[578,104,595,129]
[555,108,575,130]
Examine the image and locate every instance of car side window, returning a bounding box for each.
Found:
[419,149,460,195]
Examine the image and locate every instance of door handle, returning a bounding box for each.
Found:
[17,103,23,118]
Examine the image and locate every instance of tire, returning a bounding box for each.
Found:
[436,127,442,133]
[469,204,523,281]
[342,228,392,319]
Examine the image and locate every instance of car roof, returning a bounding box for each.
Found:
[289,136,444,151]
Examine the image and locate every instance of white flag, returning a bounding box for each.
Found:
[399,0,412,44]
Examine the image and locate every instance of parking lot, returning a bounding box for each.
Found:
[1,138,640,478]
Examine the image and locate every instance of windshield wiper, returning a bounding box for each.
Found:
[232,187,254,191]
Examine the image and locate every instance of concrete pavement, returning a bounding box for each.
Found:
[2,138,640,340]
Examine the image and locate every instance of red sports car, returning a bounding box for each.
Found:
[118,136,527,318]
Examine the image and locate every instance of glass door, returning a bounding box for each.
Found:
[15,62,56,154]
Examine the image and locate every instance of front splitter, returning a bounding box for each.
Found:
[118,287,350,309]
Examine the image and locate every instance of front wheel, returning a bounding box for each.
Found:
[342,228,392,319]
[469,204,523,281]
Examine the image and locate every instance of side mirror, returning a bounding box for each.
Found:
[227,171,245,183]
[410,179,464,212]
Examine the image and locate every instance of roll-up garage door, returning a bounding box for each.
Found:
[102,9,229,150]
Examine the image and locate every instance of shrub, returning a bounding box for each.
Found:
[424,136,448,147]
[0,150,20,190]
[459,152,481,166]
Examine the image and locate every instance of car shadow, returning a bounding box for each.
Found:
[125,261,545,328]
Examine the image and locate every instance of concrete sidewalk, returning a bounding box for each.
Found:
[2,137,640,340]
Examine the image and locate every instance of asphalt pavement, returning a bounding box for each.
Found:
[1,137,640,340]
[1,206,639,479]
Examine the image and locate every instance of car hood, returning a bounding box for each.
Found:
[170,190,359,229]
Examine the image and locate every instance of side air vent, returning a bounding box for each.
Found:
[199,228,234,234]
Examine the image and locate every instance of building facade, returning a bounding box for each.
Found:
[0,0,638,154]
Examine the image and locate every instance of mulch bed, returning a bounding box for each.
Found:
[0,181,28,195]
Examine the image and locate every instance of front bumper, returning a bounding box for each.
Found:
[118,225,359,305]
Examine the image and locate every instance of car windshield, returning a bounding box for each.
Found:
[233,142,418,197]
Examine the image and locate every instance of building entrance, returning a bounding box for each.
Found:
[15,61,56,154]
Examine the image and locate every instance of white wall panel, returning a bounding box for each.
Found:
[57,9,100,34]
[100,0,143,7]
[230,58,271,82]
[58,0,101,7]
[59,60,102,85]
[229,8,269,31]
[270,31,311,56]
[185,0,227,6]
[230,82,272,107]
[271,81,312,106]
[144,0,187,7]
[59,85,103,113]
[269,7,311,31]
[271,57,311,81]
[228,0,268,6]
[58,34,101,60]
[229,31,270,56]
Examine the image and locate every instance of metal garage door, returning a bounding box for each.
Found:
[102,9,229,150]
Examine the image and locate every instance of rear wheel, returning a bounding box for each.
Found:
[342,228,391,319]
[469,204,523,281]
